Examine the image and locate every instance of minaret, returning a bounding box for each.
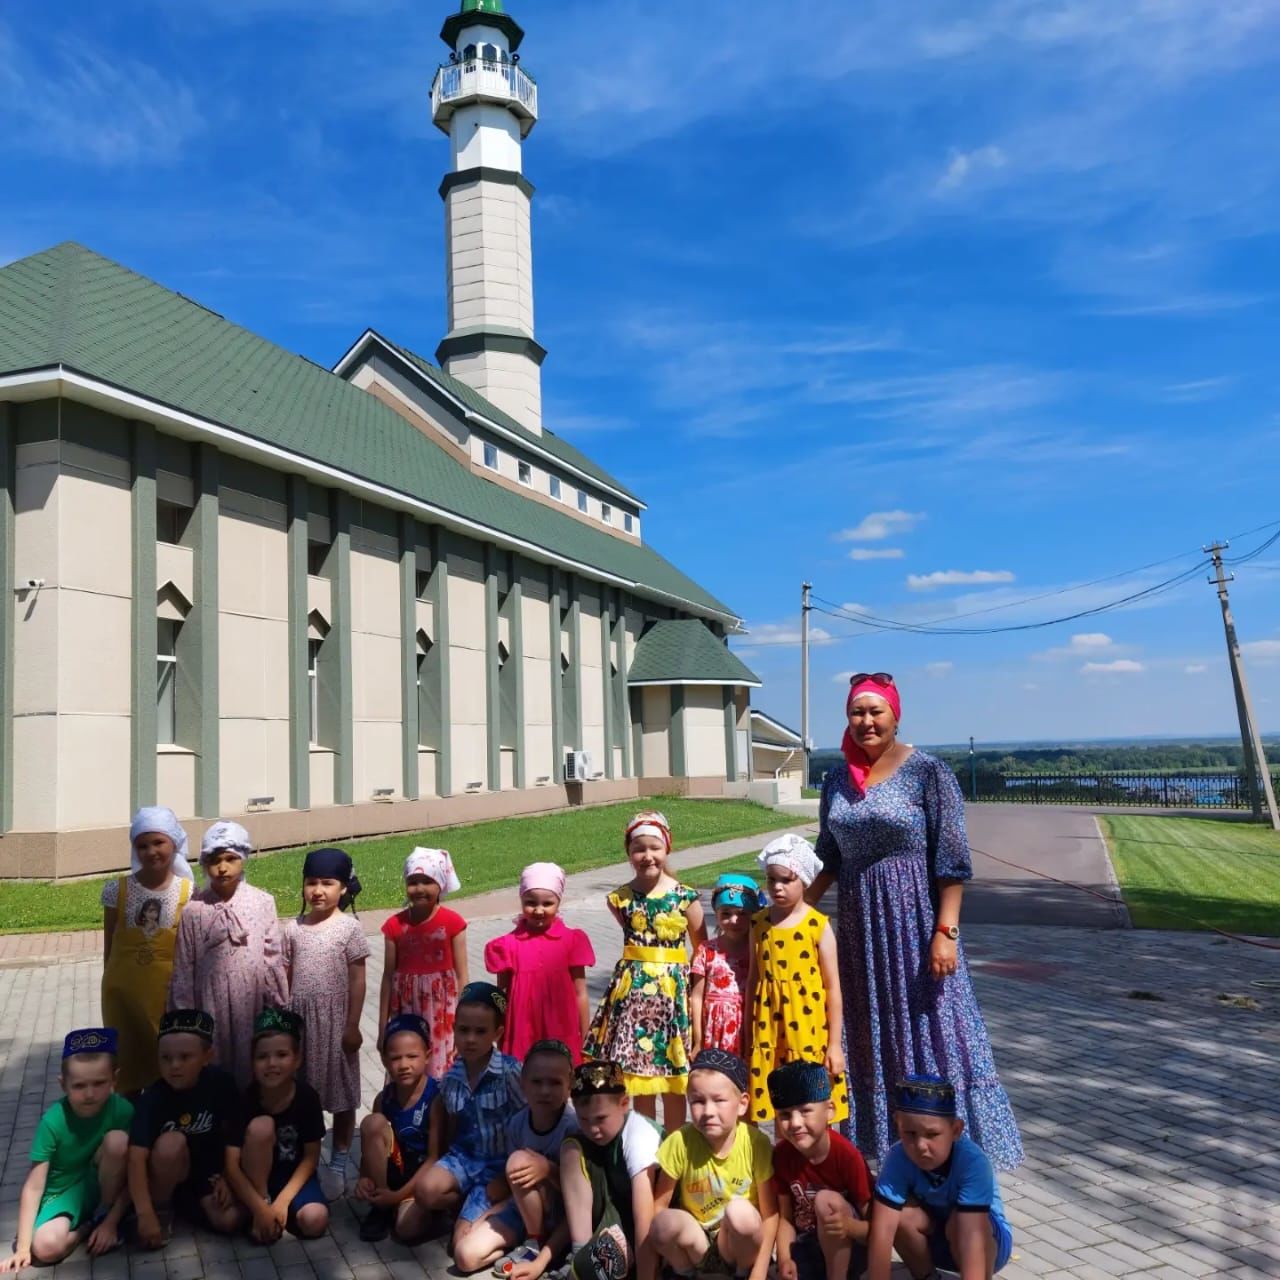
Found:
[431,0,544,434]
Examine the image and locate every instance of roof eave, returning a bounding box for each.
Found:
[0,366,737,626]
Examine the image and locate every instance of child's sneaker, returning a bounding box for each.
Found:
[493,1240,542,1277]
[359,1204,395,1242]
[318,1156,347,1202]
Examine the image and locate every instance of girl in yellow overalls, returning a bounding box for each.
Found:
[100,807,194,1095]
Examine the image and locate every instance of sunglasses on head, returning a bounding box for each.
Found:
[849,672,894,686]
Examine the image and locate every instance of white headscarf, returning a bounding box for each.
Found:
[200,820,253,862]
[129,806,195,882]
[404,847,461,895]
[758,832,823,888]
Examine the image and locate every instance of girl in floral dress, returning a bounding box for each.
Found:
[169,820,288,1087]
[583,810,706,1133]
[377,847,468,1078]
[689,873,759,1058]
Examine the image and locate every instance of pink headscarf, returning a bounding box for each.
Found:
[841,677,902,794]
[520,861,566,900]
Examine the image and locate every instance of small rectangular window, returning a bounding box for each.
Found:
[416,569,431,601]
[550,476,561,500]
[483,441,499,470]
[157,620,179,745]
[307,540,328,576]
[601,503,612,524]
[308,638,322,745]
[577,490,588,513]
[518,460,532,485]
[157,500,191,546]
[624,512,634,533]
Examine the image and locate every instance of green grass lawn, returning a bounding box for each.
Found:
[0,797,798,936]
[686,850,766,891]
[801,788,820,800]
[1100,814,1280,936]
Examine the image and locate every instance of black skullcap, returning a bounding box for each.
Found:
[158,1008,214,1043]
[768,1059,832,1110]
[689,1047,749,1093]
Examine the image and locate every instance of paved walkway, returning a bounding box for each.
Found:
[3,817,1280,1278]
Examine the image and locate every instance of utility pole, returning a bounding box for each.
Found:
[969,736,977,802]
[1206,541,1279,829]
[800,582,812,785]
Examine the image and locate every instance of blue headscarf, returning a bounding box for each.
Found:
[711,873,764,911]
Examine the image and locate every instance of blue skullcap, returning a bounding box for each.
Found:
[711,873,764,911]
[690,1048,749,1093]
[894,1073,957,1118]
[768,1059,832,1110]
[458,981,508,1020]
[383,1013,431,1048]
[63,1028,118,1059]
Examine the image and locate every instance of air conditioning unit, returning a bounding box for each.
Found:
[564,749,594,782]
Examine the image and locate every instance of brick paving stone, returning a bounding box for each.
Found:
[2,885,1278,1280]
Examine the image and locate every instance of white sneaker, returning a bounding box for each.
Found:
[318,1158,347,1202]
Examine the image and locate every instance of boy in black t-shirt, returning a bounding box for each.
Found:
[225,1007,328,1242]
[127,1009,242,1248]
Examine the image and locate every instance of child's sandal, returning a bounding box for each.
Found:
[493,1240,541,1277]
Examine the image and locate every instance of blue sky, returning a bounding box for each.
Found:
[4,0,1280,748]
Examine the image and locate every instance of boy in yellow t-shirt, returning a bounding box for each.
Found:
[651,1050,777,1280]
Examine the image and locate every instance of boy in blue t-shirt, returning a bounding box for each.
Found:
[867,1075,1013,1280]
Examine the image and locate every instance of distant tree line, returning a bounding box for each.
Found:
[806,741,1280,789]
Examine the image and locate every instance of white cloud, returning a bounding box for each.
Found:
[849,547,905,561]
[839,602,870,614]
[1184,663,1208,674]
[1035,632,1116,660]
[737,622,833,650]
[925,661,954,677]
[835,511,925,542]
[1242,640,1280,663]
[1159,377,1236,403]
[907,569,1015,590]
[934,145,1007,194]
[1022,682,1040,691]
[1081,659,1145,674]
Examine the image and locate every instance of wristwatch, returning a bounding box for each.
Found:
[935,923,959,941]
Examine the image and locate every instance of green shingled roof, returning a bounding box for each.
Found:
[0,243,736,620]
[385,337,639,503]
[628,619,760,687]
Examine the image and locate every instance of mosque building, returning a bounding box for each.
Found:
[0,0,764,877]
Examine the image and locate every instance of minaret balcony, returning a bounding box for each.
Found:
[431,58,538,134]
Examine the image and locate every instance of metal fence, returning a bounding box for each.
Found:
[963,770,1280,809]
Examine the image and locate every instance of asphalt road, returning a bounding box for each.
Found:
[960,804,1130,929]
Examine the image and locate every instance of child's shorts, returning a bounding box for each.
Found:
[386,1137,426,1193]
[930,1210,1013,1274]
[437,1150,506,1222]
[492,1185,564,1241]
[268,1169,326,1234]
[35,1170,100,1231]
[790,1232,867,1280]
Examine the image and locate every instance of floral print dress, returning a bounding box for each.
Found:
[583,882,697,1095]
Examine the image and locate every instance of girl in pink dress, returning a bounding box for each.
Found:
[484,861,596,1063]
[169,821,288,1087]
[377,847,468,1079]
[688,873,758,1058]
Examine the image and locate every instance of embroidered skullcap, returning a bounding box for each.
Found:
[63,1028,117,1059]
[525,1038,574,1067]
[253,1006,303,1043]
[690,1048,749,1093]
[201,820,253,861]
[894,1073,957,1118]
[520,861,566,900]
[767,1060,833,1110]
[758,832,823,888]
[625,810,671,852]
[129,807,194,882]
[159,1009,215,1043]
[572,1059,627,1098]
[458,981,508,1020]
[383,1013,432,1049]
[711,873,764,911]
[303,847,354,883]
[404,847,461,895]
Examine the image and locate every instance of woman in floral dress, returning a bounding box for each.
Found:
[583,811,706,1133]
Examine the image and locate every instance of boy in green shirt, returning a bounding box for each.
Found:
[1,1029,132,1272]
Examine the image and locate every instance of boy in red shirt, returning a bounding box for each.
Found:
[769,1061,871,1280]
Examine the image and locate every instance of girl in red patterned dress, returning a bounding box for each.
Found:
[377,848,469,1078]
[689,874,758,1057]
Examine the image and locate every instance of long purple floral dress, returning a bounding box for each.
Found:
[816,750,1023,1170]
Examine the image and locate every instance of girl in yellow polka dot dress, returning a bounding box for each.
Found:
[745,833,848,1123]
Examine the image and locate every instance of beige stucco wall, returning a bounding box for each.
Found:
[12,434,134,833]
[218,488,291,816]
[446,537,488,789]
[520,566,554,785]
[639,685,671,778]
[350,524,404,801]
[683,685,728,779]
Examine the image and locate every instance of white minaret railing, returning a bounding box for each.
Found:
[431,58,538,121]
